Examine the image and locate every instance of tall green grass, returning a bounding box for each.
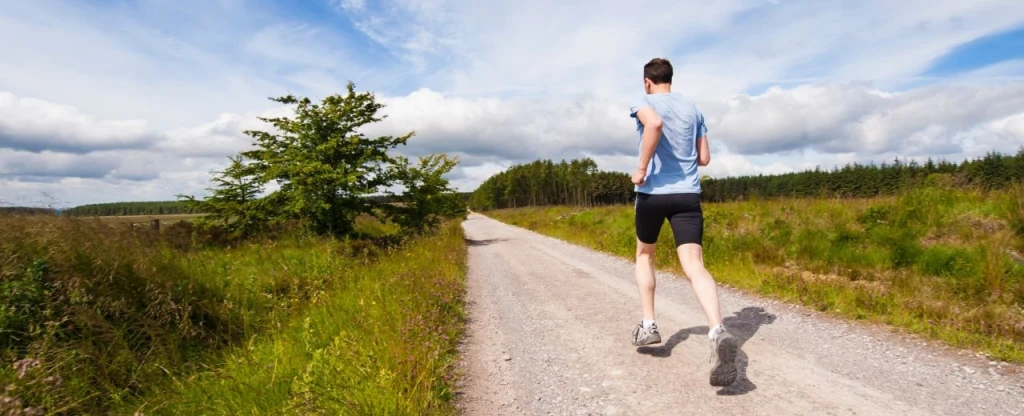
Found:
[0,214,467,415]
[128,222,467,415]
[487,185,1024,362]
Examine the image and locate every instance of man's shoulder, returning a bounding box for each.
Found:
[629,95,652,117]
[668,93,699,110]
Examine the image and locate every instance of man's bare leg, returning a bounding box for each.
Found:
[635,240,657,321]
[678,241,738,386]
[676,243,722,329]
[630,239,663,346]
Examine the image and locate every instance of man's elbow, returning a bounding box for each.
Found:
[698,155,711,166]
[646,117,663,131]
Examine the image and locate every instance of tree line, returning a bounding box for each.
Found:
[469,149,1024,210]
[50,193,476,218]
[702,149,1024,202]
[467,158,635,211]
[64,201,202,216]
[0,207,58,215]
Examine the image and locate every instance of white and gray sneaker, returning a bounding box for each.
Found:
[708,325,739,387]
[631,322,662,346]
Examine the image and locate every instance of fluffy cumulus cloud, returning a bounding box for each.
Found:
[0,90,255,206]
[986,112,1024,140]
[2,0,1024,206]
[156,106,292,158]
[0,93,159,154]
[364,89,636,161]
[708,83,1024,156]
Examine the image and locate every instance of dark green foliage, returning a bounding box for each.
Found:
[0,216,235,413]
[0,207,56,215]
[702,149,1024,202]
[63,201,203,216]
[385,154,467,234]
[917,246,979,278]
[469,158,633,210]
[0,261,51,350]
[178,155,269,240]
[179,82,466,238]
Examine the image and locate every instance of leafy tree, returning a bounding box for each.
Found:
[178,155,267,239]
[385,153,467,234]
[234,83,413,237]
[180,82,465,238]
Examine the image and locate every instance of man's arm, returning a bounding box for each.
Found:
[695,107,710,167]
[632,107,663,185]
[697,136,711,166]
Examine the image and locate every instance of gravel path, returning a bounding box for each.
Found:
[454,213,1024,416]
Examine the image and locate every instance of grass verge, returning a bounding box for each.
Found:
[1,213,467,415]
[127,220,467,415]
[485,185,1024,363]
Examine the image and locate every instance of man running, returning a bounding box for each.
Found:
[627,57,739,387]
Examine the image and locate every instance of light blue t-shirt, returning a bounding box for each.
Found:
[629,92,707,195]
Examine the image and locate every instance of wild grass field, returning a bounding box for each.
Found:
[485,185,1024,362]
[0,213,467,415]
[93,213,206,227]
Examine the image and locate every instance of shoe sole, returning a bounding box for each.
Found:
[709,336,739,387]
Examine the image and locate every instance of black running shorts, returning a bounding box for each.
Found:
[634,192,703,246]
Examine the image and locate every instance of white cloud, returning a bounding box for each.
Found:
[987,113,1024,139]
[958,59,1024,82]
[707,82,1024,156]
[363,88,634,160]
[157,106,292,158]
[0,171,218,208]
[0,92,159,153]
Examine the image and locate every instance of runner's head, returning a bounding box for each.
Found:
[643,58,673,94]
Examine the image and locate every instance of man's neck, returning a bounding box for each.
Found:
[648,84,671,94]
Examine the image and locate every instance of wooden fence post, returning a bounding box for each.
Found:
[150,219,160,232]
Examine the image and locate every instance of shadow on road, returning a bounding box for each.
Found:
[636,326,702,358]
[636,306,776,396]
[718,306,777,396]
[465,238,509,247]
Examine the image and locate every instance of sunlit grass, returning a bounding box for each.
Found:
[130,222,467,415]
[1,213,467,415]
[486,185,1024,362]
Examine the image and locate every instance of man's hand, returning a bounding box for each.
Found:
[632,167,647,186]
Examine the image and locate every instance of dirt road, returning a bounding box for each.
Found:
[455,213,1024,416]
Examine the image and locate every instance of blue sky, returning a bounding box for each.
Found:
[924,26,1024,76]
[1,0,1023,207]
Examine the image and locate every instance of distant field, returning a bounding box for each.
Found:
[485,185,1024,362]
[91,213,206,226]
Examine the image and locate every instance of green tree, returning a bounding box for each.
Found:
[385,153,466,234]
[179,155,266,239]
[181,82,466,238]
[237,82,413,237]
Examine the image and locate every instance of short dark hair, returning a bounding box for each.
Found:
[644,58,673,84]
